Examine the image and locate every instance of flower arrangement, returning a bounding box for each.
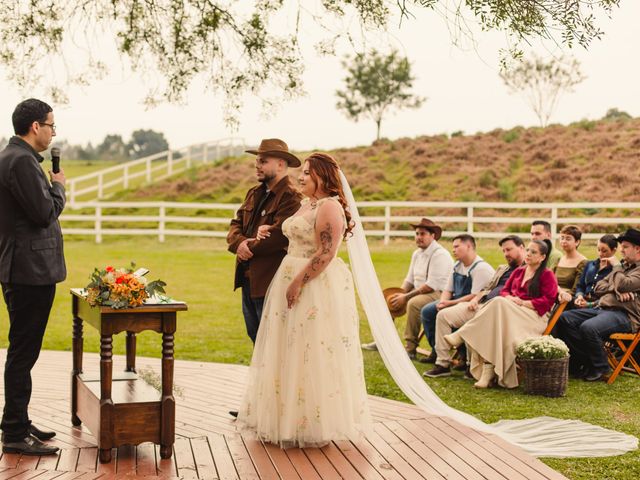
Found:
[516,336,569,360]
[85,263,166,309]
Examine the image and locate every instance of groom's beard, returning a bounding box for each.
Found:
[260,173,276,184]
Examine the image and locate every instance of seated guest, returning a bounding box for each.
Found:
[530,220,561,270]
[574,234,618,309]
[553,225,587,303]
[443,239,558,388]
[555,228,640,381]
[424,235,526,377]
[362,218,453,359]
[420,234,495,364]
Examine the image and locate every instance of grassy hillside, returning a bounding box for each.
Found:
[115,117,640,204]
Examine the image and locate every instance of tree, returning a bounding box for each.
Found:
[500,55,585,127]
[336,49,424,140]
[602,108,632,121]
[127,130,169,159]
[96,134,129,161]
[0,1,619,125]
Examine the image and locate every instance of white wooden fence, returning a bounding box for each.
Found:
[66,137,245,203]
[61,201,640,244]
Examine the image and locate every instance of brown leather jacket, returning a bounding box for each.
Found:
[227,176,302,298]
[594,261,640,332]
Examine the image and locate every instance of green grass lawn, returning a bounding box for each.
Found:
[43,159,121,179]
[0,237,638,479]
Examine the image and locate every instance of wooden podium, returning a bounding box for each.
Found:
[70,289,187,463]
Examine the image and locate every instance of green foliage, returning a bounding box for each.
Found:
[602,107,632,121]
[478,170,498,188]
[571,119,597,131]
[516,336,570,360]
[498,178,515,200]
[97,134,128,161]
[502,129,520,143]
[500,54,585,126]
[336,49,425,140]
[127,129,169,159]
[451,130,464,137]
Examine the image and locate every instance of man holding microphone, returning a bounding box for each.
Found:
[0,99,66,455]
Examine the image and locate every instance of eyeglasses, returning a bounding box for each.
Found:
[38,122,56,132]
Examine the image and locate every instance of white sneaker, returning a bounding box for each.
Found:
[361,341,378,351]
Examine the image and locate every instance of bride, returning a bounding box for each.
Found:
[236,152,372,447]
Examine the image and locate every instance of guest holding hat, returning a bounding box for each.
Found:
[363,218,453,359]
[227,139,303,345]
[555,228,640,381]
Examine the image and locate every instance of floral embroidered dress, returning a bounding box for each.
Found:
[236,196,372,448]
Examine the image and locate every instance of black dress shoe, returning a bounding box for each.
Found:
[2,435,59,455]
[228,410,238,418]
[29,424,56,441]
[418,351,437,364]
[584,370,608,382]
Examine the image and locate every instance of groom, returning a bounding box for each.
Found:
[227,139,302,344]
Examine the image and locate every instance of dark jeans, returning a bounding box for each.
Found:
[1,283,55,441]
[421,301,466,359]
[241,277,264,344]
[556,307,632,374]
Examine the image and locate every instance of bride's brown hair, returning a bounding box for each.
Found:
[304,152,354,238]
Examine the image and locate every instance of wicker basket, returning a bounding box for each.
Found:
[517,356,569,397]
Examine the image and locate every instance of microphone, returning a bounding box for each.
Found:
[51,147,61,174]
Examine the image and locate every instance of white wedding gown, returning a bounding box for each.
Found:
[236,197,372,448]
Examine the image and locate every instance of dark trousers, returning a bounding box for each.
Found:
[241,278,264,344]
[1,283,55,441]
[421,301,466,359]
[556,307,632,374]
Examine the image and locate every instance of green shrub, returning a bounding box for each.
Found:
[502,129,520,143]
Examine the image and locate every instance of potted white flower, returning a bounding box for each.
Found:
[516,336,570,397]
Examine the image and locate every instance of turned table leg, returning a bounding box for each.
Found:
[98,334,114,463]
[71,314,83,426]
[160,329,175,459]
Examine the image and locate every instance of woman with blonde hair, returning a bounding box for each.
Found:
[237,153,371,447]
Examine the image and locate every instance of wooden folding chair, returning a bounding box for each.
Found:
[543,301,568,336]
[605,330,640,384]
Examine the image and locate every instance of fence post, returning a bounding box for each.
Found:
[203,144,208,163]
[384,205,391,245]
[159,204,166,243]
[167,151,173,176]
[146,157,152,183]
[123,165,129,189]
[467,206,474,234]
[550,206,558,241]
[97,173,104,199]
[95,205,102,244]
[69,180,76,204]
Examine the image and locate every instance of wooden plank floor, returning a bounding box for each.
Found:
[0,350,566,480]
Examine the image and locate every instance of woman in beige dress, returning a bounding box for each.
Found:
[444,239,558,388]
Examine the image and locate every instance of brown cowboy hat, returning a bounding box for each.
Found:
[409,218,442,240]
[245,138,301,167]
[383,287,406,318]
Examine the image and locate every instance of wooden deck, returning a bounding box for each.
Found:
[0,350,567,479]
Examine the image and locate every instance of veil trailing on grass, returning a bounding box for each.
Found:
[338,170,637,458]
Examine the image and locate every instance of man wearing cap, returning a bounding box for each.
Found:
[363,218,453,360]
[227,139,302,344]
[555,228,640,382]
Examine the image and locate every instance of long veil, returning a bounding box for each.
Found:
[338,170,637,458]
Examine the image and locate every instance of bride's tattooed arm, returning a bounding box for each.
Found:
[286,200,344,307]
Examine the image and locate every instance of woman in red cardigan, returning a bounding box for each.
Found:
[444,239,558,388]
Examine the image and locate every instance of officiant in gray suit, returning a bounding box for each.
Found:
[0,99,66,456]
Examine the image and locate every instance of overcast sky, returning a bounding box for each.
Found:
[1,2,638,152]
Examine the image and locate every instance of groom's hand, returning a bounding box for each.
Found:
[237,239,254,261]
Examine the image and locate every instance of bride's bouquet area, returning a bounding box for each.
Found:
[85,263,166,309]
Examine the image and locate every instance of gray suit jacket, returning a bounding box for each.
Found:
[0,137,66,285]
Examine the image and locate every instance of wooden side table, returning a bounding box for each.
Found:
[70,288,187,463]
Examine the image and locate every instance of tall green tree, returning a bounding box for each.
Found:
[336,49,424,140]
[0,1,619,125]
[97,134,129,161]
[500,55,585,127]
[127,130,169,159]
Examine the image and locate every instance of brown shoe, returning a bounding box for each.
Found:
[418,351,437,364]
[423,365,452,378]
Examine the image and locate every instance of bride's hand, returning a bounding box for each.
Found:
[286,279,302,309]
[256,225,272,241]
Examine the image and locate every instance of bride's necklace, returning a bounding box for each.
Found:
[309,195,329,210]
